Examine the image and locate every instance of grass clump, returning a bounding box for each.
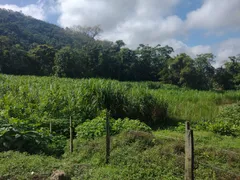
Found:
[0,151,61,179]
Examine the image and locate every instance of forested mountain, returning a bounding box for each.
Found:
[0,8,239,90]
[0,9,92,48]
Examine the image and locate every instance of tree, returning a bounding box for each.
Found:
[0,36,10,72]
[214,67,233,90]
[28,45,56,76]
[194,53,215,90]
[214,55,240,90]
[134,44,173,81]
[68,25,103,39]
[54,46,83,78]
[167,53,198,88]
[117,47,136,80]
[225,55,240,89]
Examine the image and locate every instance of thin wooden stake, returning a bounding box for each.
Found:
[185,121,194,180]
[49,120,52,134]
[70,116,73,153]
[106,111,110,164]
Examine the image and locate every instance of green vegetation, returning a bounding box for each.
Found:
[76,110,151,139]
[0,130,239,179]
[209,104,240,136]
[0,74,239,179]
[0,8,240,180]
[0,9,240,90]
[1,74,239,134]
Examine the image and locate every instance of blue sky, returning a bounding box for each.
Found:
[0,0,239,65]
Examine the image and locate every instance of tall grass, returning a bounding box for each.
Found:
[152,89,240,124]
[0,75,167,131]
[0,74,239,131]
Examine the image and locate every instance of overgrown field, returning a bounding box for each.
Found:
[0,74,240,179]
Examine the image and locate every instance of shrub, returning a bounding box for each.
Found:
[0,125,50,154]
[75,110,152,140]
[209,103,240,136]
[111,118,152,135]
[0,120,67,156]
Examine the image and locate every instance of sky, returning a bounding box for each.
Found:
[0,0,240,66]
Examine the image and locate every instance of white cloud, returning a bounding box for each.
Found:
[162,38,240,67]
[191,45,212,55]
[0,3,45,20]
[101,15,184,48]
[162,39,212,57]
[57,0,180,28]
[57,0,138,30]
[57,0,182,47]
[215,38,240,66]
[186,0,240,32]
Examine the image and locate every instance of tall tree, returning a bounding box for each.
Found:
[167,53,198,88]
[54,46,83,78]
[194,53,215,90]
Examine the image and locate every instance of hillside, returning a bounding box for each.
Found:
[0,8,91,49]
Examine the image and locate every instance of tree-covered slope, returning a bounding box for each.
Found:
[0,8,90,49]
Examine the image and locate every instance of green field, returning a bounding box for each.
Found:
[0,74,240,179]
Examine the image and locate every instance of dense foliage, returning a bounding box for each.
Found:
[76,110,151,139]
[209,103,240,136]
[0,9,240,90]
[0,74,168,154]
[0,74,239,155]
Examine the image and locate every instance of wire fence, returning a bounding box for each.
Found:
[153,129,240,179]
[68,118,239,180]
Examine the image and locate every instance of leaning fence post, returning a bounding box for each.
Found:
[185,121,194,180]
[106,111,110,164]
[69,116,73,153]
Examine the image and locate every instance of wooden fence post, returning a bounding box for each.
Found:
[106,111,110,164]
[70,116,73,153]
[185,121,194,180]
[49,120,52,134]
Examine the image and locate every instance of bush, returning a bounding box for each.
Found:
[75,110,152,140]
[0,125,50,154]
[209,103,240,136]
[0,120,67,156]
[47,134,67,157]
